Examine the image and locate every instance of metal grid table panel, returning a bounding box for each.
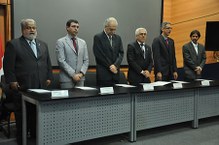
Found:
[136,90,194,130]
[198,87,219,119]
[38,94,131,145]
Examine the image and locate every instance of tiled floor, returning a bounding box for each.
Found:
[1,117,219,145]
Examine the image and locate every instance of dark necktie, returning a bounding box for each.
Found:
[165,38,169,46]
[72,37,78,53]
[109,36,113,47]
[140,43,145,59]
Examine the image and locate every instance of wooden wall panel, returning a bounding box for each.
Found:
[171,0,219,24]
[166,0,219,68]
[0,6,5,50]
[0,0,11,51]
[0,0,7,4]
[163,0,171,22]
[171,14,219,67]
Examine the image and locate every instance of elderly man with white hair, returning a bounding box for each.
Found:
[127,27,154,85]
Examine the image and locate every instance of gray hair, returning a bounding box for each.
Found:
[104,17,118,27]
[161,22,171,29]
[135,28,147,36]
[20,19,36,30]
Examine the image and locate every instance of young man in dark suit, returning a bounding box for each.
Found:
[152,22,178,81]
[3,19,53,145]
[182,30,206,81]
[93,17,124,87]
[127,28,153,85]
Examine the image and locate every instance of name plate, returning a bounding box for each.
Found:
[173,83,183,89]
[51,90,69,99]
[100,87,114,94]
[201,80,210,86]
[143,84,154,91]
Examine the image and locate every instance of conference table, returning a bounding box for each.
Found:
[22,80,219,145]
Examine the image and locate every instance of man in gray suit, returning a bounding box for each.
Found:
[182,30,206,81]
[56,19,89,89]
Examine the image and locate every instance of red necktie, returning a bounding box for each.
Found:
[72,37,78,53]
[165,39,169,45]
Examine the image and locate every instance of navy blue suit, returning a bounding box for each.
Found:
[152,35,177,81]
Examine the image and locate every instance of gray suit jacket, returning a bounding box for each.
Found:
[183,42,206,80]
[56,34,89,85]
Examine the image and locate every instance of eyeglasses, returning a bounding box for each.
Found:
[164,27,172,30]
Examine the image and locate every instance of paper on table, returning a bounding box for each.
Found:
[115,84,136,87]
[195,79,213,81]
[75,86,97,90]
[28,89,51,93]
[170,80,189,84]
[141,81,171,87]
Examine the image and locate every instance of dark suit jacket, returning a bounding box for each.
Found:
[93,31,124,86]
[152,35,177,80]
[3,36,53,90]
[182,42,206,80]
[127,41,153,85]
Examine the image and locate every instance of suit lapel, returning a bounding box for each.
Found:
[65,36,77,54]
[134,42,144,59]
[35,39,42,59]
[189,42,198,57]
[20,37,37,59]
[159,36,169,56]
[197,43,202,56]
[103,32,113,51]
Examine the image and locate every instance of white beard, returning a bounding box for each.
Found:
[26,32,37,40]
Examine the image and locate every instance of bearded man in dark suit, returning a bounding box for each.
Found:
[3,18,53,145]
[182,30,206,81]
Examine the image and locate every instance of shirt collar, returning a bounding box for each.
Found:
[67,34,77,40]
[26,39,36,44]
[162,34,168,40]
[191,41,198,47]
[137,41,145,46]
[104,30,112,39]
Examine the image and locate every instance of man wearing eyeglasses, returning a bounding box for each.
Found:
[93,17,124,87]
[127,28,153,85]
[152,22,178,81]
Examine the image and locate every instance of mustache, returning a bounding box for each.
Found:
[27,33,37,40]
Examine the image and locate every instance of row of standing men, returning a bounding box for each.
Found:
[55,18,206,88]
[2,17,206,145]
